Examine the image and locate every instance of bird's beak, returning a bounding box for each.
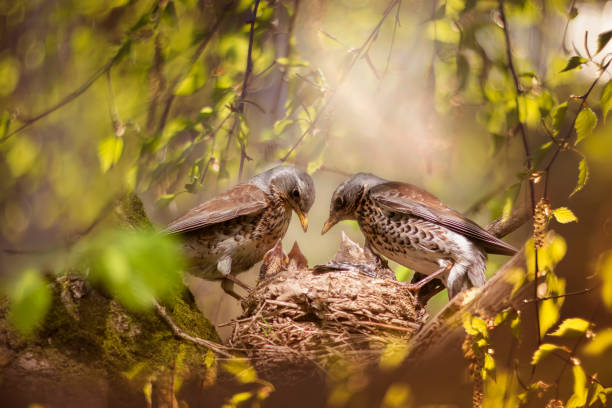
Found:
[294,208,309,232]
[321,216,338,235]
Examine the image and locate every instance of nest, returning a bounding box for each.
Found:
[225,233,428,379]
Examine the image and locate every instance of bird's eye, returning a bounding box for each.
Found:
[334,196,344,209]
[291,189,300,198]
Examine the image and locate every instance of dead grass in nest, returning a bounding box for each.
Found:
[224,234,428,378]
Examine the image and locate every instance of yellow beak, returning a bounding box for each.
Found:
[321,217,337,235]
[295,209,309,232]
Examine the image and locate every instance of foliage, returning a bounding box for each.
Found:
[0,0,612,405]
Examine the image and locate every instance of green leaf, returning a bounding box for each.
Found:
[567,365,588,408]
[552,207,578,224]
[481,352,495,380]
[602,79,612,123]
[462,313,489,338]
[98,135,124,173]
[561,56,588,73]
[174,61,207,95]
[531,343,568,365]
[570,158,589,197]
[597,29,612,54]
[87,230,185,311]
[539,299,560,337]
[8,269,52,335]
[223,359,257,383]
[600,251,612,309]
[583,328,612,355]
[549,318,591,337]
[551,102,568,132]
[510,313,521,340]
[574,107,597,145]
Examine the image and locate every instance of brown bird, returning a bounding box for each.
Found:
[321,173,517,298]
[165,165,315,299]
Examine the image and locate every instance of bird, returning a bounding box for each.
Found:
[321,173,517,298]
[165,165,315,299]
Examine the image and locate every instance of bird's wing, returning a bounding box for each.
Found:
[369,182,517,255]
[165,184,269,234]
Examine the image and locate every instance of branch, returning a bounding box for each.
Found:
[156,2,235,135]
[155,301,232,358]
[542,57,611,197]
[1,0,168,143]
[280,0,401,162]
[498,0,541,350]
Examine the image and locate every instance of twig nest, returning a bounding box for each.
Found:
[227,233,428,378]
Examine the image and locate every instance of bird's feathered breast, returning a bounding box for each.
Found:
[165,184,269,234]
[368,182,517,256]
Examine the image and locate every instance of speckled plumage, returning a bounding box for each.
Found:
[323,173,517,298]
[165,165,315,298]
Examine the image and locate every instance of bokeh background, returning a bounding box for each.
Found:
[1,0,612,406]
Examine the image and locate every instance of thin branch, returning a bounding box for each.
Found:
[1,0,168,143]
[498,0,541,352]
[382,0,401,79]
[271,0,300,118]
[542,57,611,197]
[280,0,401,162]
[156,2,234,135]
[554,300,602,399]
[155,301,232,357]
[560,0,577,53]
[522,284,599,304]
[221,0,260,182]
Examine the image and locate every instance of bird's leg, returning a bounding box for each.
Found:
[217,256,252,299]
[405,261,453,291]
[221,278,243,301]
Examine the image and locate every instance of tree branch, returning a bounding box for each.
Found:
[498,0,541,351]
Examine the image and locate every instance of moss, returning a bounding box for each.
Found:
[115,193,153,229]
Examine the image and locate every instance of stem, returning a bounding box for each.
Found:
[498,0,541,353]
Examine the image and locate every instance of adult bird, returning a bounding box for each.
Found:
[321,173,517,298]
[165,165,315,299]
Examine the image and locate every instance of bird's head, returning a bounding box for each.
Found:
[253,165,315,232]
[322,172,386,235]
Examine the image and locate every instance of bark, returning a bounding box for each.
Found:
[0,194,220,408]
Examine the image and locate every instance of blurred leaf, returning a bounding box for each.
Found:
[87,229,185,311]
[549,318,591,337]
[531,343,568,365]
[552,207,578,224]
[511,313,521,340]
[583,328,612,355]
[597,29,612,54]
[566,365,588,408]
[539,299,560,337]
[551,102,568,132]
[275,57,309,67]
[560,56,587,73]
[481,352,495,380]
[462,313,489,338]
[574,108,597,145]
[570,158,589,197]
[588,382,612,406]
[223,358,257,383]
[229,392,252,404]
[600,251,612,309]
[8,269,52,335]
[379,341,410,370]
[98,136,124,173]
[175,61,207,95]
[602,79,612,123]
